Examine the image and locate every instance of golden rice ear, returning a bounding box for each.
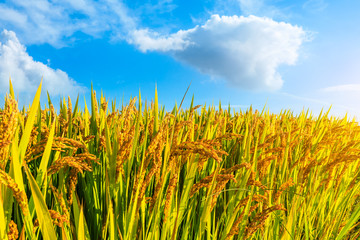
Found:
[2,79,360,239]
[0,169,29,216]
[0,95,18,169]
[7,220,18,240]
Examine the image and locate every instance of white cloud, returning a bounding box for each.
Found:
[0,1,75,47]
[0,1,307,91]
[128,28,193,52]
[321,84,360,93]
[0,29,84,98]
[0,0,138,47]
[0,6,28,27]
[132,15,306,91]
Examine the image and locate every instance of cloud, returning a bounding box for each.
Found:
[0,29,84,98]
[131,15,306,91]
[0,0,138,47]
[0,1,77,47]
[0,1,306,91]
[321,84,360,93]
[128,28,193,52]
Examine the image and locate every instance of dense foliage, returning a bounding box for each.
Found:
[1,81,360,239]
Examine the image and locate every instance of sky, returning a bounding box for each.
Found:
[0,0,360,119]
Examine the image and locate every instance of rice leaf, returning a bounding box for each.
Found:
[24,165,57,239]
[0,193,7,240]
[9,78,15,99]
[153,85,159,135]
[78,203,86,240]
[19,79,42,161]
[37,117,56,185]
[9,129,34,239]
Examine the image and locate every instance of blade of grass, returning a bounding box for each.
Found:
[335,189,360,239]
[0,193,7,239]
[9,129,34,239]
[78,203,86,240]
[37,117,56,185]
[153,85,159,135]
[24,165,57,239]
[18,79,42,161]
[9,78,15,99]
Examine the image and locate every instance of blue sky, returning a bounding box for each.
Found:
[0,0,360,119]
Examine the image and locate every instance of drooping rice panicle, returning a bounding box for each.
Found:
[0,169,29,216]
[7,220,18,240]
[0,95,18,169]
[49,184,70,223]
[1,82,360,240]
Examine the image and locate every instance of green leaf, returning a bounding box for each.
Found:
[72,94,80,119]
[78,203,86,240]
[25,165,57,239]
[154,85,159,135]
[108,192,116,240]
[73,192,91,239]
[336,195,360,239]
[105,123,116,189]
[19,79,42,161]
[170,156,198,239]
[90,83,98,134]
[37,118,56,185]
[0,194,7,240]
[9,129,34,239]
[47,91,52,107]
[198,169,218,239]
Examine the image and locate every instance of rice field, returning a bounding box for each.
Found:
[1,81,360,240]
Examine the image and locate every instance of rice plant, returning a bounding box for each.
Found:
[1,80,360,239]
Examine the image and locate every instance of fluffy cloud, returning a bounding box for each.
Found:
[0,30,84,97]
[128,28,193,52]
[0,1,306,91]
[131,15,306,91]
[0,0,137,47]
